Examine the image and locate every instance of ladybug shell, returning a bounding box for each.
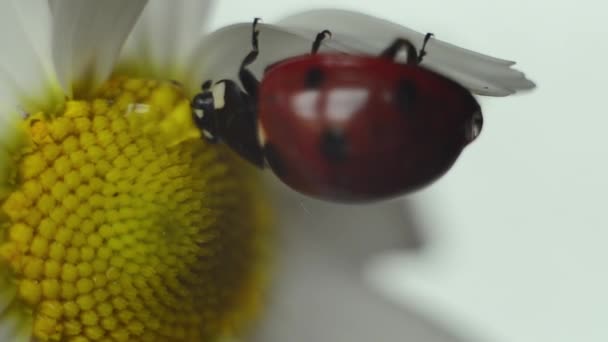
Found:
[258,54,481,202]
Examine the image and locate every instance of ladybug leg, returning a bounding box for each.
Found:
[239,18,262,99]
[311,30,332,54]
[241,17,261,69]
[380,33,434,64]
[417,33,434,63]
[239,60,260,99]
[380,38,419,64]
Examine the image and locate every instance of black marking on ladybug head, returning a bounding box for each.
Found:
[305,68,324,88]
[191,89,218,143]
[263,143,286,177]
[191,81,230,144]
[395,80,417,114]
[320,129,349,163]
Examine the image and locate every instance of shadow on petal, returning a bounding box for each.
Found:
[247,178,476,342]
[266,176,426,267]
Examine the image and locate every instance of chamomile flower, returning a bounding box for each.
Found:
[0,1,534,342]
[1,1,268,341]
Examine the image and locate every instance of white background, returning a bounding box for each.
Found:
[210,1,607,342]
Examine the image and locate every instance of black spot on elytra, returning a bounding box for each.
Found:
[320,129,348,163]
[305,68,324,88]
[395,80,417,114]
[263,144,286,177]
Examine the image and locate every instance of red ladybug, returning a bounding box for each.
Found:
[191,19,483,202]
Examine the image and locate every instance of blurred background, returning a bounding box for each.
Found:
[210,1,606,341]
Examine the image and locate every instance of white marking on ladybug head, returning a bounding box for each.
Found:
[203,129,215,140]
[326,88,369,121]
[212,82,226,110]
[194,108,204,119]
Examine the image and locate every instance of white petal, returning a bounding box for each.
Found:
[189,11,534,97]
[49,0,147,97]
[276,9,535,96]
[0,272,17,315]
[118,0,213,80]
[0,304,32,342]
[0,100,23,198]
[0,77,19,122]
[0,0,63,113]
[249,182,458,341]
[186,22,334,94]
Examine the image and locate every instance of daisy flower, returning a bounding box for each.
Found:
[0,1,534,342]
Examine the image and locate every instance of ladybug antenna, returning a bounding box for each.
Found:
[311,29,332,54]
[241,18,261,68]
[417,32,434,63]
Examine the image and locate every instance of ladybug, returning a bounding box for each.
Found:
[191,18,483,202]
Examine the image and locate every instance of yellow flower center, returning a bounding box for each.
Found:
[0,76,270,341]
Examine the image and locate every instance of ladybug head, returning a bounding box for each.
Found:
[191,80,226,143]
[190,79,265,168]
